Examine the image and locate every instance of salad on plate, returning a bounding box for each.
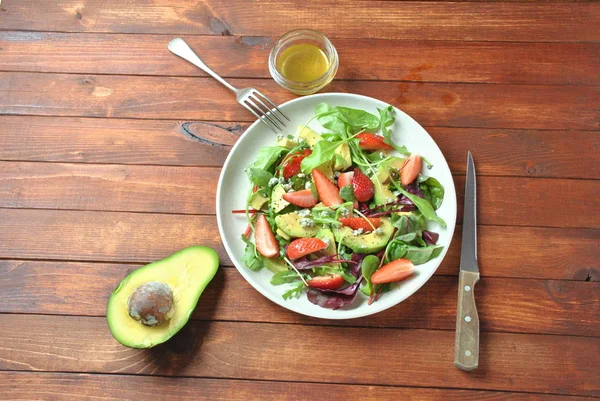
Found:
[233,103,446,310]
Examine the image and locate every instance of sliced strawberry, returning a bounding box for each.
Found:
[337,171,354,188]
[356,133,393,151]
[312,169,343,206]
[400,154,423,185]
[352,168,375,202]
[370,258,414,284]
[287,237,328,260]
[255,214,279,258]
[282,189,318,208]
[307,274,345,290]
[282,149,311,179]
[339,217,381,232]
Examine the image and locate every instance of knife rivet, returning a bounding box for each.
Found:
[465,285,471,292]
[465,316,472,322]
[465,350,472,357]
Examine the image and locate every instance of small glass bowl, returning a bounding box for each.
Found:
[269,29,338,96]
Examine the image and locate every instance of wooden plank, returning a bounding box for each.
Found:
[0,315,597,396]
[1,73,598,130]
[1,1,599,42]
[1,162,599,228]
[0,372,586,401]
[1,116,598,180]
[1,260,597,336]
[0,209,596,280]
[1,32,599,85]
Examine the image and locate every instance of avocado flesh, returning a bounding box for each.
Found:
[373,157,406,205]
[271,184,290,213]
[106,246,219,349]
[275,212,321,238]
[264,257,289,273]
[336,217,394,253]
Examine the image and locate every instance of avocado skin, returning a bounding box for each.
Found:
[106,246,219,349]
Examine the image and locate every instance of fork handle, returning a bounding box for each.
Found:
[168,38,237,93]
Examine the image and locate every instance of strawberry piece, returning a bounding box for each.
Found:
[356,133,393,151]
[400,154,423,185]
[255,214,279,258]
[371,258,415,284]
[307,274,345,290]
[352,168,375,202]
[339,217,381,232]
[287,237,328,260]
[337,171,354,188]
[312,169,343,206]
[282,149,311,179]
[283,189,318,208]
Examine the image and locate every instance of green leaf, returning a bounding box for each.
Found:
[397,187,446,227]
[282,282,306,300]
[315,103,380,134]
[339,185,356,202]
[270,270,302,285]
[360,255,380,296]
[312,206,340,226]
[300,139,343,174]
[418,176,445,210]
[378,106,410,156]
[248,168,274,188]
[249,146,288,172]
[241,235,263,271]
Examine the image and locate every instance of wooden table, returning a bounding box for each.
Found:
[1,1,599,399]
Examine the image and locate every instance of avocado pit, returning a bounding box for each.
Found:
[127,281,174,326]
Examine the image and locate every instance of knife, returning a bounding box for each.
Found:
[454,151,480,371]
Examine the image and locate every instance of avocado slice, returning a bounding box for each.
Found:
[276,137,298,149]
[264,257,289,273]
[336,217,394,253]
[276,228,291,240]
[275,212,321,238]
[106,246,219,348]
[334,142,352,171]
[297,125,322,146]
[271,184,290,213]
[249,190,269,210]
[373,157,406,205]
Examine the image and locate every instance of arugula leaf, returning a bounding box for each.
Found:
[241,235,264,271]
[378,106,410,156]
[418,176,445,210]
[360,255,380,296]
[339,185,356,202]
[249,146,288,172]
[300,139,343,174]
[248,168,274,188]
[270,270,304,285]
[282,282,306,300]
[397,187,446,227]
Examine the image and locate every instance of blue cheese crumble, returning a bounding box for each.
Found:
[299,218,315,228]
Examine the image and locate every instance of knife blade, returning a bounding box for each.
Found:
[454,151,480,371]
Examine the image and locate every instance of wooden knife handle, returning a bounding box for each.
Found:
[454,270,480,371]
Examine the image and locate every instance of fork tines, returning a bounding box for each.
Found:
[242,90,290,133]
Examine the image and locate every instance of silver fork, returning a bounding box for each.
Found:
[168,38,290,133]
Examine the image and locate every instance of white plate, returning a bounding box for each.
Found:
[216,93,457,320]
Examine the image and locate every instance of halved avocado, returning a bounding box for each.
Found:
[106,246,219,349]
[336,217,394,253]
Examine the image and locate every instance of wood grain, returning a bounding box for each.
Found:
[1,162,598,228]
[1,116,598,180]
[1,260,597,336]
[0,372,587,401]
[2,1,599,42]
[2,32,599,85]
[1,72,598,130]
[0,209,597,280]
[0,315,597,396]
